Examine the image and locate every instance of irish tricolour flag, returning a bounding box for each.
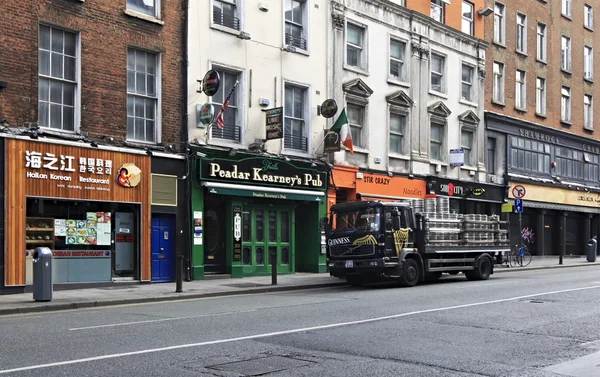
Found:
[329,108,354,154]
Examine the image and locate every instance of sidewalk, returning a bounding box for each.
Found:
[1,256,598,316]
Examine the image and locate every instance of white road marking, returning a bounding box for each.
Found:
[2,284,600,375]
[454,281,514,289]
[68,309,258,331]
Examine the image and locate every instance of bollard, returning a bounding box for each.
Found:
[175,255,183,293]
[271,249,277,285]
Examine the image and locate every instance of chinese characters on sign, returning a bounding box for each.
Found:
[26,150,113,175]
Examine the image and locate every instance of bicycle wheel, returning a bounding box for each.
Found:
[509,252,520,267]
[521,251,532,267]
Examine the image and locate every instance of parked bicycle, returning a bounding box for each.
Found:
[509,244,532,267]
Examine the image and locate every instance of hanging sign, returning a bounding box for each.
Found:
[202,70,221,96]
[233,206,242,261]
[198,103,215,127]
[320,99,338,118]
[265,107,284,140]
[324,130,341,153]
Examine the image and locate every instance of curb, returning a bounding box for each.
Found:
[494,262,600,273]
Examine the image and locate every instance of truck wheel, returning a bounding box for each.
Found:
[466,256,492,281]
[399,259,420,287]
[346,275,365,287]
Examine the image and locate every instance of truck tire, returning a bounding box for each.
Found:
[346,275,365,287]
[399,259,420,287]
[466,256,492,281]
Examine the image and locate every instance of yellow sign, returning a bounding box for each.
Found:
[501,203,513,213]
[508,182,600,208]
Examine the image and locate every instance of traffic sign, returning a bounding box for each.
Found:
[512,185,526,199]
[514,199,523,213]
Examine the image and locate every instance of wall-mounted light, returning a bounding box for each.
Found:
[478,7,494,16]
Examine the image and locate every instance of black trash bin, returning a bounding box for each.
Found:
[587,237,597,263]
[32,247,53,301]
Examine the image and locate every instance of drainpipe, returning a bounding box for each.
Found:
[182,0,192,281]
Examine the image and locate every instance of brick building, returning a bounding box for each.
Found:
[484,0,600,257]
[0,0,189,294]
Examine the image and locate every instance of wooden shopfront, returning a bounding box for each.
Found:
[3,138,151,291]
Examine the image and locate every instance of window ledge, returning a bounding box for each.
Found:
[536,58,547,65]
[561,68,572,75]
[387,77,410,88]
[351,147,369,155]
[492,41,506,49]
[428,90,448,100]
[585,77,594,84]
[283,44,310,56]
[584,126,594,132]
[460,166,478,172]
[491,99,505,107]
[562,13,572,21]
[282,148,311,158]
[210,23,242,36]
[343,64,369,77]
[560,120,572,127]
[389,153,410,161]
[459,98,478,108]
[585,25,594,32]
[123,9,164,25]
[515,50,528,57]
[514,106,527,112]
[430,160,448,167]
[124,139,158,147]
[535,112,547,119]
[209,138,242,149]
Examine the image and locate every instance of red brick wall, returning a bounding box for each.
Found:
[0,0,185,146]
[407,0,486,39]
[484,0,598,139]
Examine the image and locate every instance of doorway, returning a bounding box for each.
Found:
[204,196,226,274]
[150,214,175,282]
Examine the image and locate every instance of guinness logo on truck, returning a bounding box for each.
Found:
[328,237,350,246]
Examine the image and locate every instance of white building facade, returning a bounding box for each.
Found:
[327,0,490,183]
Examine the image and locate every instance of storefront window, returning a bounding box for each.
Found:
[256,210,264,242]
[242,211,251,242]
[268,210,277,242]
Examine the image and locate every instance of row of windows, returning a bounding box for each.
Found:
[492,63,594,129]
[38,24,159,143]
[430,0,475,36]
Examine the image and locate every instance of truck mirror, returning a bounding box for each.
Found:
[319,217,331,233]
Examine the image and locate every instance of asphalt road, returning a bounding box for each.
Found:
[2,267,600,377]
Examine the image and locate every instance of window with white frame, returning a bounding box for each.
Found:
[284,85,308,151]
[562,0,571,17]
[515,70,526,110]
[537,23,546,61]
[38,25,78,132]
[561,86,571,122]
[127,0,159,18]
[210,69,241,142]
[213,0,240,30]
[461,129,474,166]
[389,112,406,154]
[389,39,406,81]
[493,61,504,103]
[516,13,527,53]
[462,1,474,35]
[430,53,445,93]
[461,64,474,101]
[346,23,364,68]
[431,0,444,23]
[127,49,159,143]
[494,2,505,44]
[347,104,365,149]
[585,4,593,29]
[285,0,307,50]
[561,36,571,71]
[585,46,593,80]
[536,77,546,115]
[430,121,444,161]
[585,94,593,129]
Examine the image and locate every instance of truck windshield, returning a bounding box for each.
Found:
[331,207,381,232]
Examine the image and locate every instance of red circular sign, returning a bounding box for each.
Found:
[447,183,454,196]
[512,185,526,199]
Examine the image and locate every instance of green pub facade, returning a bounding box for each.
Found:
[191,148,329,279]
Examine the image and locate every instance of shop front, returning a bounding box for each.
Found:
[507,181,600,256]
[327,165,426,210]
[425,177,506,216]
[2,138,151,294]
[191,150,328,279]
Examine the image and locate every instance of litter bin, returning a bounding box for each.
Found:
[32,247,52,301]
[587,237,597,263]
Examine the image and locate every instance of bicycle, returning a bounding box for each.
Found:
[509,244,532,267]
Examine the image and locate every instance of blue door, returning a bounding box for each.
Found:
[151,215,175,282]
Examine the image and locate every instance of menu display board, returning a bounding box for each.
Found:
[57,212,111,246]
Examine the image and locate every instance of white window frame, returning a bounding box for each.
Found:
[536,23,547,62]
[462,1,474,36]
[536,77,546,116]
[515,70,526,110]
[516,13,527,54]
[561,36,571,71]
[283,0,310,53]
[38,24,80,133]
[561,86,571,123]
[347,102,366,150]
[283,80,311,153]
[389,111,407,156]
[585,4,593,29]
[210,0,243,33]
[461,63,474,102]
[431,0,445,23]
[584,45,594,81]
[494,2,505,45]
[430,52,446,94]
[389,37,408,83]
[126,0,161,19]
[584,94,593,129]
[429,120,445,162]
[493,61,504,103]
[126,48,161,144]
[460,128,475,167]
[345,21,368,73]
[207,62,245,146]
[562,0,571,17]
